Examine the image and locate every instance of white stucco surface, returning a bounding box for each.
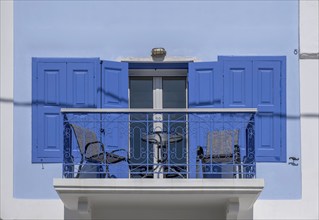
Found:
[254,0,319,218]
[254,59,319,220]
[1,2,64,220]
[54,179,264,220]
[299,1,319,53]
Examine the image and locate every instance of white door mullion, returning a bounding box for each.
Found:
[153,77,163,178]
[153,77,163,132]
[153,77,162,109]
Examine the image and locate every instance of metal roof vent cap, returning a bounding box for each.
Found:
[151,47,166,61]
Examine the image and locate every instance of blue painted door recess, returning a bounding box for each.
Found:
[32,59,99,163]
[100,61,129,178]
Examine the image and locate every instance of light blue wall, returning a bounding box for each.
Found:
[14,1,300,199]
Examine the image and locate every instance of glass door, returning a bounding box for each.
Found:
[129,75,187,178]
[129,77,154,178]
[162,77,187,178]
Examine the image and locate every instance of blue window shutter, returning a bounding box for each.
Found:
[253,60,284,162]
[223,61,253,160]
[101,61,129,177]
[224,60,253,108]
[188,62,222,178]
[221,57,285,162]
[101,61,129,108]
[188,62,223,108]
[66,62,98,108]
[32,59,99,163]
[33,62,67,162]
[66,62,100,159]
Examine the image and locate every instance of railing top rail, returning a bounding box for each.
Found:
[61,108,258,113]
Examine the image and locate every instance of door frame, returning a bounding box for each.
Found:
[128,68,189,178]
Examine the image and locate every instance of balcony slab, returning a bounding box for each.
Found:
[54,179,264,220]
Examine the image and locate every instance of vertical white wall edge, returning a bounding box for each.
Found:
[0,1,64,219]
[254,0,319,219]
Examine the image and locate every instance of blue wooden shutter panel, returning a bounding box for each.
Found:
[188,62,222,178]
[224,60,253,108]
[33,62,67,162]
[223,60,253,160]
[32,59,99,163]
[253,60,284,162]
[101,61,129,177]
[101,61,128,108]
[222,57,285,162]
[188,62,223,108]
[188,58,285,165]
[67,62,97,108]
[66,62,99,161]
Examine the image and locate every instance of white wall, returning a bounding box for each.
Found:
[299,1,319,53]
[254,60,319,220]
[0,2,63,219]
[254,1,319,219]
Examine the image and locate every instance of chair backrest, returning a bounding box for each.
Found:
[70,124,101,158]
[206,130,239,156]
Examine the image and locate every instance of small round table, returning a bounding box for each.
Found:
[141,131,183,178]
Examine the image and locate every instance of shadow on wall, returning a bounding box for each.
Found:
[1,98,318,120]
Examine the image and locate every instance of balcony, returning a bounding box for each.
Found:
[54,108,264,220]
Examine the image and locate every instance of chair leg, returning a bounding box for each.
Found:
[196,158,203,178]
[105,165,111,178]
[76,164,83,178]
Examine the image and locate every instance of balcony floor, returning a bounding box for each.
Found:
[54,178,264,220]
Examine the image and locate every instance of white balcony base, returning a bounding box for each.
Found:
[54,179,264,220]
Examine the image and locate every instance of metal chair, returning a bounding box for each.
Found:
[197,130,241,178]
[69,124,127,178]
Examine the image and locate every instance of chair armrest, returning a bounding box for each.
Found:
[107,148,130,163]
[110,148,127,154]
[84,141,105,155]
[197,146,204,160]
